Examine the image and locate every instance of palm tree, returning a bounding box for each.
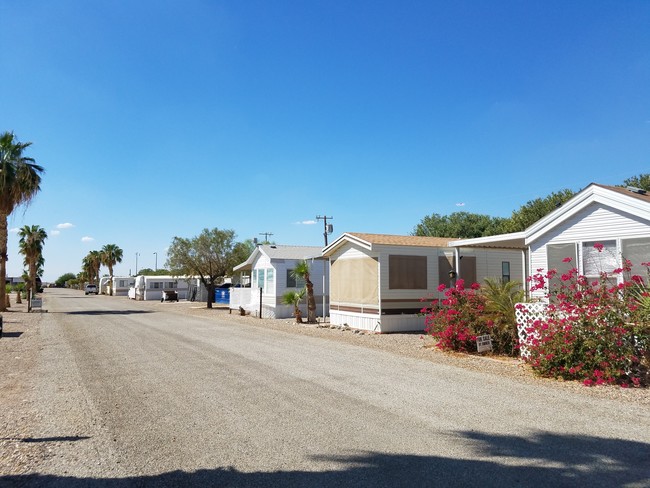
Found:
[82,250,102,285]
[101,244,123,295]
[282,289,306,323]
[18,225,47,295]
[0,132,44,311]
[292,260,317,323]
[481,278,526,356]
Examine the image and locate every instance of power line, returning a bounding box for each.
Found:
[259,232,274,243]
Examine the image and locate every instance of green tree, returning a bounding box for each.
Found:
[281,289,305,323]
[166,228,245,309]
[100,244,123,295]
[0,132,44,311]
[18,225,47,295]
[234,239,256,264]
[292,260,317,323]
[622,174,650,192]
[413,212,507,239]
[136,267,170,276]
[82,250,102,285]
[55,272,77,287]
[502,188,576,233]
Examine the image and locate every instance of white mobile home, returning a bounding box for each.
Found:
[322,233,523,333]
[99,276,136,296]
[450,184,650,299]
[231,245,329,319]
[128,275,208,301]
[112,276,135,296]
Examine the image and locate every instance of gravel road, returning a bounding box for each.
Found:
[1,288,648,487]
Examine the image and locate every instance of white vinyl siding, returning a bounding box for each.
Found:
[534,203,650,245]
[464,248,525,286]
[529,202,650,297]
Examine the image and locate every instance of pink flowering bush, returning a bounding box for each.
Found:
[518,253,650,387]
[422,279,521,355]
[423,279,486,352]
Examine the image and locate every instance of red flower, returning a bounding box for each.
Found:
[593,242,604,252]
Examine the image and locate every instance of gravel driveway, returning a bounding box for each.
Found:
[1,289,648,487]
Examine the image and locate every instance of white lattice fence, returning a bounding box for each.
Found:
[515,302,548,358]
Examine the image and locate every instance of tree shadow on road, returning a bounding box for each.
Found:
[1,431,648,487]
[1,436,91,443]
[0,331,23,338]
[60,310,155,316]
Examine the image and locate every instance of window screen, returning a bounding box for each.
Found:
[389,255,427,290]
[582,240,617,277]
[547,243,578,293]
[330,257,378,304]
[621,237,650,281]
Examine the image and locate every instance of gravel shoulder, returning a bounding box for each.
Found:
[0,300,48,477]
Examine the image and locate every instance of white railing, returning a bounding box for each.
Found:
[515,302,548,358]
[229,288,253,310]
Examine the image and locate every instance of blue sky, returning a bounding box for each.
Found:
[1,0,649,282]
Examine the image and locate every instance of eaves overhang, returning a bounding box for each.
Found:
[449,232,527,250]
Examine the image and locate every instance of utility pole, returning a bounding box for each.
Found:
[259,232,274,244]
[316,215,333,246]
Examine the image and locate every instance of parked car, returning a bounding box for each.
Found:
[85,284,98,295]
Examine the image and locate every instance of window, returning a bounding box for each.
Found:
[621,237,650,280]
[287,269,306,288]
[266,269,274,294]
[389,255,427,289]
[501,262,511,283]
[547,243,578,294]
[582,240,617,277]
[257,269,265,290]
[151,282,161,289]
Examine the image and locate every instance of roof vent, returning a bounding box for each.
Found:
[626,186,647,195]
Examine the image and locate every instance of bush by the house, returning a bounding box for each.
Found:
[518,254,650,387]
[423,278,524,356]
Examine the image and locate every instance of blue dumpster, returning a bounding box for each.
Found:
[214,287,230,305]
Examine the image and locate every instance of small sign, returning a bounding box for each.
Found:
[31,298,43,309]
[476,334,493,353]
